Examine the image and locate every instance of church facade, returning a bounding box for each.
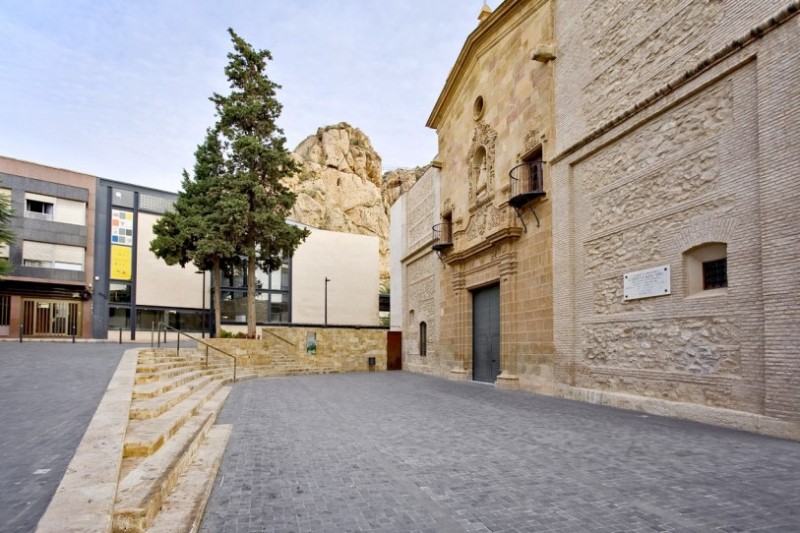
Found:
[395,0,800,439]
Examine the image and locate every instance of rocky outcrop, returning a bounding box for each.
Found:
[381,165,428,211]
[286,123,426,288]
[285,123,390,284]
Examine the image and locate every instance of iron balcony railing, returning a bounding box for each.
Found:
[431,222,453,252]
[508,159,546,208]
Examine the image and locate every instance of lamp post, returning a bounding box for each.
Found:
[324,277,330,325]
[196,270,206,338]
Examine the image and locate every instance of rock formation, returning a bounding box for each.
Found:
[381,165,428,211]
[286,123,426,288]
[285,123,389,284]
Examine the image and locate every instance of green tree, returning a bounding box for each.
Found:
[151,130,237,336]
[211,28,309,337]
[0,192,13,276]
[152,29,308,338]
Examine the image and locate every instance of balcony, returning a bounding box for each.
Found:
[431,222,453,256]
[508,159,546,231]
[508,160,546,209]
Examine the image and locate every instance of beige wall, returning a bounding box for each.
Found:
[422,0,555,389]
[291,225,379,326]
[136,212,206,309]
[550,0,800,436]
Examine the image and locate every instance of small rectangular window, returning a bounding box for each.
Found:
[109,283,132,304]
[25,199,54,221]
[702,258,727,290]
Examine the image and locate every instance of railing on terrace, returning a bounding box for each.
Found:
[156,323,238,383]
[508,159,546,231]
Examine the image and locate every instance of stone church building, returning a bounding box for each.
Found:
[392,0,800,439]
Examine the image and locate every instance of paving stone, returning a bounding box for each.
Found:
[0,342,135,533]
[200,372,800,532]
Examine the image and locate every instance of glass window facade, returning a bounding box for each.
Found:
[217,259,291,325]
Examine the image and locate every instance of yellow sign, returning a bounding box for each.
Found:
[110,245,132,281]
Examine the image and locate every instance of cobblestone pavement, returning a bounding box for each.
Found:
[0,342,136,533]
[201,372,800,533]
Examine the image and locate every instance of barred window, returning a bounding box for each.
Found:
[702,258,727,290]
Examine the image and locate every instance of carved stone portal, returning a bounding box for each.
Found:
[467,122,498,207]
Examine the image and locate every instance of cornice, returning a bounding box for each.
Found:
[426,0,549,130]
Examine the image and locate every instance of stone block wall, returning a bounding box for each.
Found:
[551,0,800,435]
[402,167,446,376]
[207,326,387,375]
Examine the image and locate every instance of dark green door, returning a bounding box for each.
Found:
[472,284,500,383]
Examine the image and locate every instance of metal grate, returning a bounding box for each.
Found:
[702,258,727,290]
[0,295,10,326]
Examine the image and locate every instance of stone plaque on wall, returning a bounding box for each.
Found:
[623,265,670,301]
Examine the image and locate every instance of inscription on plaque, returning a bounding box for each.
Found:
[623,264,671,301]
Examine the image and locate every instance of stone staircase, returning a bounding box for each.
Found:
[112,349,237,533]
[108,339,372,532]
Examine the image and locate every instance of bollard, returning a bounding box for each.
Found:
[19,324,23,343]
[72,326,76,344]
[150,323,154,347]
[119,326,123,344]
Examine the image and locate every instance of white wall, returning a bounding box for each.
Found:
[291,226,379,326]
[136,212,205,309]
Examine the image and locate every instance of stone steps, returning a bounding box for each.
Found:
[147,424,232,533]
[136,361,199,374]
[124,380,224,457]
[110,347,238,533]
[132,370,208,400]
[113,386,230,533]
[130,376,215,420]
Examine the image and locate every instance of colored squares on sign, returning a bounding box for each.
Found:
[110,209,135,246]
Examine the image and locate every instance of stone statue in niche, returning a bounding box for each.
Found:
[475,146,488,198]
[467,121,498,206]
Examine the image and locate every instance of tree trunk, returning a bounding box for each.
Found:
[247,248,257,338]
[213,256,223,338]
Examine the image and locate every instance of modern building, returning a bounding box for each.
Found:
[0,156,95,338]
[0,157,381,340]
[395,0,800,438]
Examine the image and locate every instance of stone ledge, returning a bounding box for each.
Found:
[556,385,800,442]
[36,348,140,533]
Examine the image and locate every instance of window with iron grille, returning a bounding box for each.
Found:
[524,153,543,193]
[702,258,727,290]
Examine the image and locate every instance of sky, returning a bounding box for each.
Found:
[0,1,485,192]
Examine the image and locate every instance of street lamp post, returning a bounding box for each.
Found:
[324,277,330,325]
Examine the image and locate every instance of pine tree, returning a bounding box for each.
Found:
[151,29,307,338]
[211,29,309,337]
[151,130,237,336]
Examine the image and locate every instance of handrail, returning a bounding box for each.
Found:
[156,323,238,383]
[263,328,295,347]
